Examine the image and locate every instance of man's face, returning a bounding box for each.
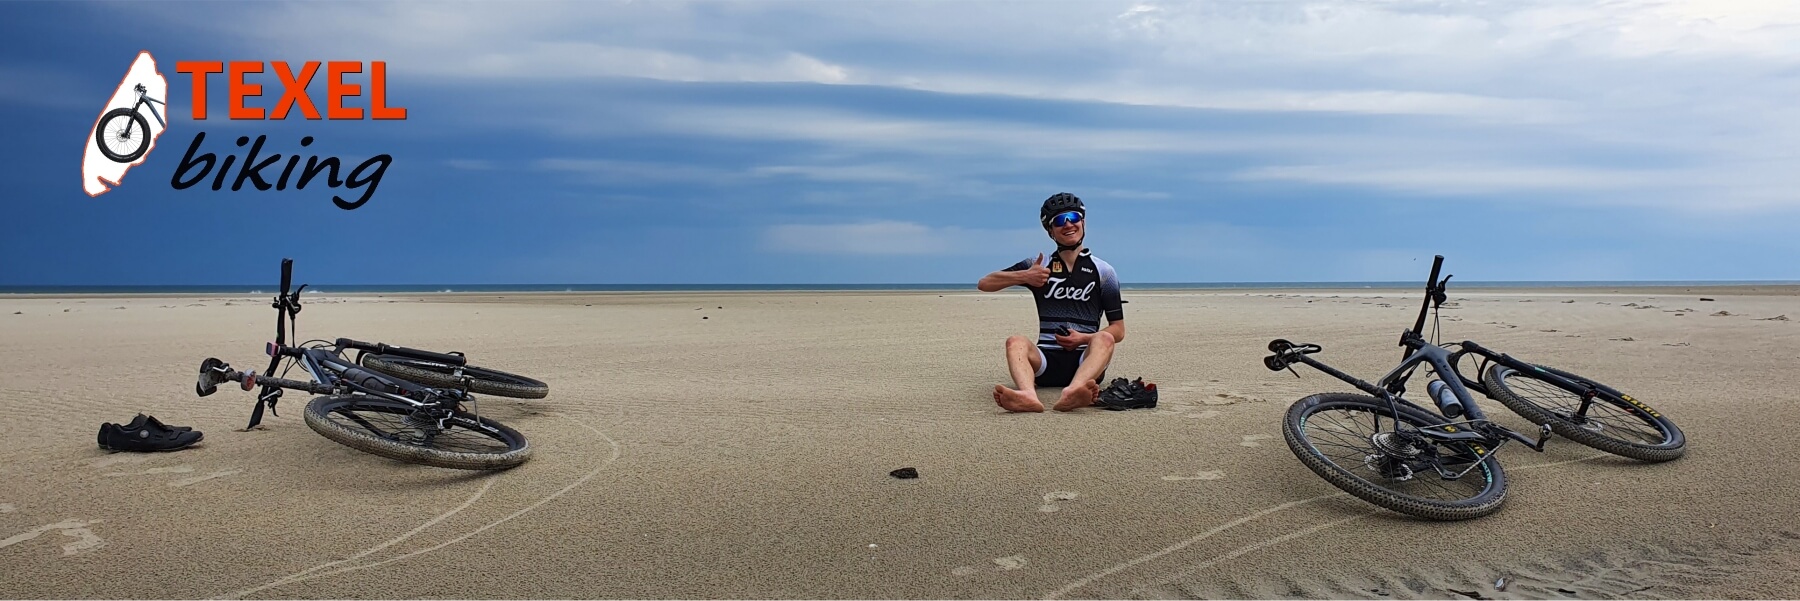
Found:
[1049,217,1084,247]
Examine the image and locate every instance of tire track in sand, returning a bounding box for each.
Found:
[1043,454,1610,599]
[217,412,621,599]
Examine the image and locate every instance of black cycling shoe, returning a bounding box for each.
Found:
[98,415,203,452]
[139,414,193,433]
[1095,377,1158,411]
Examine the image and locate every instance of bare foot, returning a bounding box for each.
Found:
[1053,379,1101,411]
[994,385,1045,413]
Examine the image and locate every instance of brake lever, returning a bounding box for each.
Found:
[289,284,307,317]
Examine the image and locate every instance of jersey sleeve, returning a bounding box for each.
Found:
[1097,259,1124,322]
[1001,256,1035,272]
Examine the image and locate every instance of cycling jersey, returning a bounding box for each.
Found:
[1002,248,1124,350]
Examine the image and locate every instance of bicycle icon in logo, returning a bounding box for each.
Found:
[94,83,166,163]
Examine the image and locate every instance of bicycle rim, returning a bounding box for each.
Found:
[304,395,530,470]
[101,114,144,159]
[1485,364,1684,461]
[1285,393,1506,520]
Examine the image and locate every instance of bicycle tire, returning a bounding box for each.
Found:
[361,354,549,399]
[1483,363,1686,462]
[303,395,531,470]
[1283,392,1508,520]
[95,108,151,163]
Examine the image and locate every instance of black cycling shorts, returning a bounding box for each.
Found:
[1035,347,1105,388]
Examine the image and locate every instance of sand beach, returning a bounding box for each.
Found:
[1,287,1797,599]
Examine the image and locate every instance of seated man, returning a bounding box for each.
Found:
[978,192,1126,412]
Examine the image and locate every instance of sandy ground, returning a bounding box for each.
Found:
[1,287,1797,599]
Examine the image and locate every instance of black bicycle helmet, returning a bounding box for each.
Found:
[1040,192,1084,228]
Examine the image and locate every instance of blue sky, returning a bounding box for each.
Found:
[2,1,1797,285]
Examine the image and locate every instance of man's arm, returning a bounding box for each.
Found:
[1054,319,1125,348]
[978,253,1049,292]
[1099,258,1125,343]
[1101,319,1126,344]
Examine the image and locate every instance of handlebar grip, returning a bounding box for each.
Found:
[279,258,293,295]
[1426,255,1444,288]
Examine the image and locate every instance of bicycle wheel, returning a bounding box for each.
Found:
[303,395,531,470]
[362,354,549,399]
[1283,392,1508,520]
[95,108,151,162]
[1483,363,1685,462]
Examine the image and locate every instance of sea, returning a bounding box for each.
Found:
[2,281,1795,294]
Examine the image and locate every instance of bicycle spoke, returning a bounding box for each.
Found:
[324,405,513,454]
[1503,374,1666,444]
[1298,404,1493,504]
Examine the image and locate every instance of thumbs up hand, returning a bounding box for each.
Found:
[1022,253,1051,287]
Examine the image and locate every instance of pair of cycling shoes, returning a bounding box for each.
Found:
[97,414,203,452]
[1095,377,1158,411]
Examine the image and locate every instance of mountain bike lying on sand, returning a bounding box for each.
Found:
[194,259,549,470]
[1263,255,1686,520]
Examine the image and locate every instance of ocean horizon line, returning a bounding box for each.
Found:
[3,280,1798,295]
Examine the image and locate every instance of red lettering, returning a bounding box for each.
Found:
[369,62,406,120]
[228,61,265,120]
[175,61,223,120]
[326,61,363,120]
[271,61,321,120]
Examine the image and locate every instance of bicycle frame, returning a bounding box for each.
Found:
[1266,255,1555,472]
[1395,255,1630,426]
[223,259,475,429]
[133,85,166,128]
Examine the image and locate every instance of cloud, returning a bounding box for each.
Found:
[1235,162,1800,211]
[762,221,1038,255]
[107,0,1800,217]
[535,158,738,184]
[749,164,928,184]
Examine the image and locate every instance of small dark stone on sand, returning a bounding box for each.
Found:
[702,316,709,320]
[889,467,918,479]
[1700,297,1715,301]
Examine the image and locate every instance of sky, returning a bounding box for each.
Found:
[2,0,1798,285]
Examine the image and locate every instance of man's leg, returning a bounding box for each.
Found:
[1053,331,1116,411]
[994,335,1046,412]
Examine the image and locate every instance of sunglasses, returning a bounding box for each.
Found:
[1048,211,1084,227]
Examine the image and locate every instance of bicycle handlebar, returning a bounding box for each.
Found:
[1410,255,1445,339]
[279,258,293,296]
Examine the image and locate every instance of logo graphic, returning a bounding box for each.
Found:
[83,51,170,197]
[1051,261,1064,273]
[1043,277,1095,301]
